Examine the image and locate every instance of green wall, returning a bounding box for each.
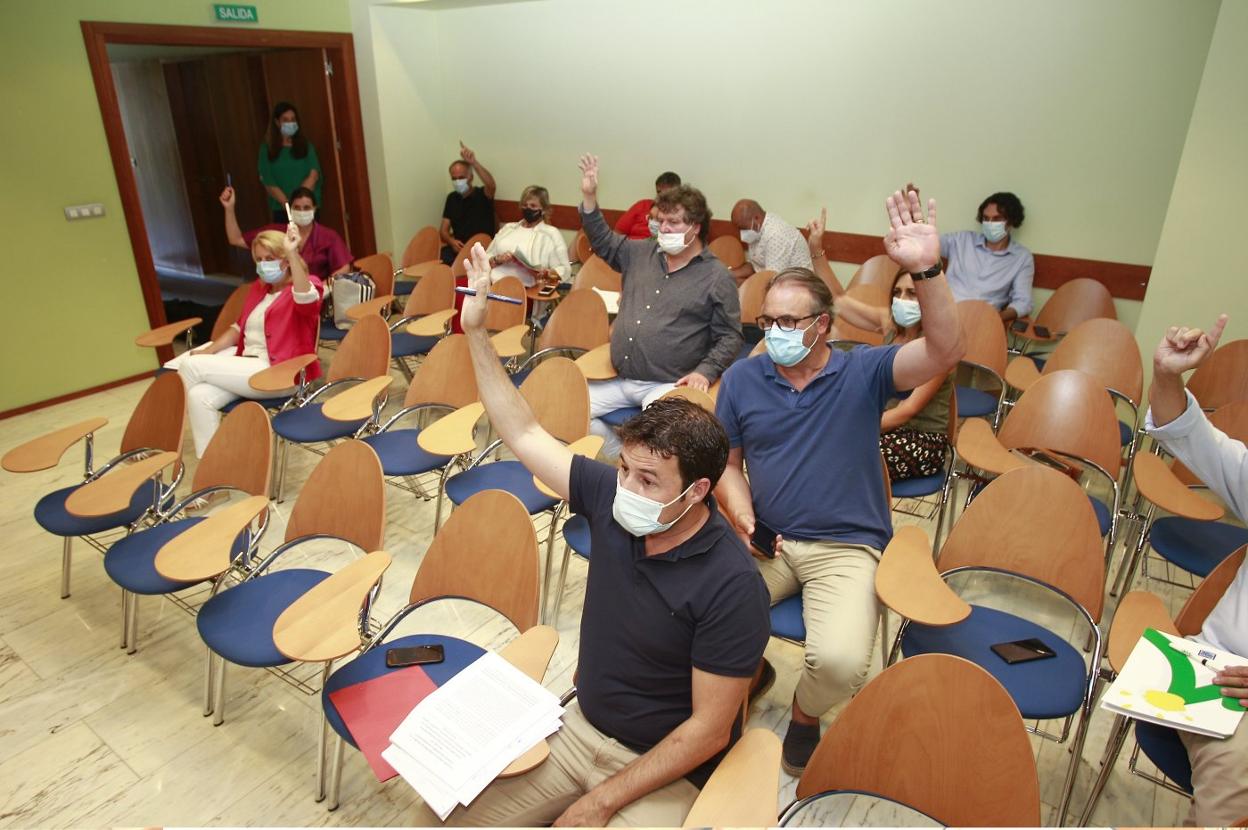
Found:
[0,0,349,412]
[1134,0,1248,385]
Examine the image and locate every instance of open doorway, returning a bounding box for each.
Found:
[83,22,375,359]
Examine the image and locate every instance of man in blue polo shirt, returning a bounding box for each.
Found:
[715,189,964,774]
[411,242,770,828]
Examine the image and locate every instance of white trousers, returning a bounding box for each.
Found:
[588,378,676,458]
[177,353,287,458]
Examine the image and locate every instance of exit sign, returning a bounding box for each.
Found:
[214,4,258,23]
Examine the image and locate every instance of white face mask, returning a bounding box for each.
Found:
[256,259,285,283]
[290,209,315,227]
[982,220,1008,243]
[279,121,298,137]
[740,225,761,245]
[891,298,922,328]
[452,178,470,195]
[612,479,696,537]
[657,227,693,255]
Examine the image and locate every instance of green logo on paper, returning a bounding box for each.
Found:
[214,4,258,23]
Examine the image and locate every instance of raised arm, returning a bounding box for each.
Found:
[807,208,845,297]
[884,191,964,391]
[281,222,312,295]
[577,153,632,272]
[460,243,575,500]
[219,187,247,249]
[1149,315,1227,427]
[460,142,496,200]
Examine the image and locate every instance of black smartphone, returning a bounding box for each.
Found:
[750,521,778,559]
[1033,324,1052,338]
[385,644,445,668]
[990,638,1057,665]
[1010,320,1029,333]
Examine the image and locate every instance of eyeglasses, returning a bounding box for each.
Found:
[756,313,820,332]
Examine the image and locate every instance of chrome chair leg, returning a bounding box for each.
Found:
[550,541,574,628]
[275,439,290,503]
[327,733,346,811]
[120,589,131,649]
[60,537,73,598]
[212,654,228,726]
[1056,697,1097,825]
[1078,714,1131,826]
[125,592,139,655]
[315,663,333,802]
[203,645,216,717]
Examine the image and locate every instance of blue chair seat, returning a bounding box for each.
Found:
[103,517,247,595]
[361,429,452,477]
[891,473,945,499]
[1135,721,1193,794]
[35,480,163,537]
[444,461,560,514]
[600,407,641,427]
[770,594,806,642]
[902,604,1086,720]
[394,280,415,296]
[197,569,329,667]
[1150,517,1248,578]
[1119,420,1134,447]
[954,386,998,419]
[1030,356,1048,372]
[273,403,367,444]
[391,331,439,359]
[1089,496,1113,537]
[563,514,591,559]
[221,394,293,414]
[320,320,348,342]
[323,634,486,745]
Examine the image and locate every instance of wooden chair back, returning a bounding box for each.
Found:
[211,283,252,342]
[845,254,901,307]
[120,373,187,456]
[957,299,1009,376]
[998,369,1123,477]
[572,229,592,264]
[1040,318,1142,405]
[285,440,385,551]
[401,225,440,268]
[1175,544,1245,636]
[190,401,272,496]
[708,235,746,269]
[796,653,1040,827]
[403,264,455,317]
[354,252,395,298]
[1187,339,1248,410]
[939,465,1106,621]
[403,334,477,409]
[328,313,392,382]
[830,318,885,346]
[1033,277,1116,332]
[520,357,590,445]
[408,489,540,630]
[484,276,527,332]
[451,233,493,277]
[1171,400,1248,486]
[740,269,774,325]
[538,289,610,352]
[572,255,622,293]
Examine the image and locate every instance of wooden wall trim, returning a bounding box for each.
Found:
[497,199,1152,301]
[0,371,156,420]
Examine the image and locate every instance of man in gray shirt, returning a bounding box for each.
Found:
[577,154,742,455]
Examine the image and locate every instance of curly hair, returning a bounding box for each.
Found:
[978,192,1025,228]
[616,398,729,487]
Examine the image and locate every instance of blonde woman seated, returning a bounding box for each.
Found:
[178,225,324,458]
[485,185,571,286]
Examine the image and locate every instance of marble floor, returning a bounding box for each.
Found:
[0,362,1201,827]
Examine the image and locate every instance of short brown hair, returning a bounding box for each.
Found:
[655,185,712,244]
[617,398,729,487]
[767,267,834,317]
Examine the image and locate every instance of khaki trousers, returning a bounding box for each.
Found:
[410,702,699,827]
[758,539,881,717]
[1180,713,1248,826]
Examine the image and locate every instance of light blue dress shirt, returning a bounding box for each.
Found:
[939,230,1035,317]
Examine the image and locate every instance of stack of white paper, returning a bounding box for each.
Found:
[381,651,564,819]
[591,287,621,315]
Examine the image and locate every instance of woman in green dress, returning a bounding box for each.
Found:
[257,101,321,223]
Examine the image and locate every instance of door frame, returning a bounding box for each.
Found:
[81,20,376,349]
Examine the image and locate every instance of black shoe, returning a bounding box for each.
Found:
[781,719,821,776]
[748,659,776,705]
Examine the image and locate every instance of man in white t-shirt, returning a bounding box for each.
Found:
[1144,313,1247,827]
[727,199,812,284]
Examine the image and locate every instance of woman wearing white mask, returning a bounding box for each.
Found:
[484,185,571,286]
[220,185,352,280]
[879,271,955,481]
[178,224,324,458]
[257,102,321,224]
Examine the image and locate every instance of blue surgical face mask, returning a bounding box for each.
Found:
[647,218,661,237]
[280,121,299,138]
[764,317,819,367]
[740,223,761,245]
[892,298,922,328]
[256,259,285,283]
[982,220,1007,243]
[612,478,696,537]
[452,177,470,195]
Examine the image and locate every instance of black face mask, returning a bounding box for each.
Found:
[522,207,543,223]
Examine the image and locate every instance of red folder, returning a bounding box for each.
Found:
[328,666,438,781]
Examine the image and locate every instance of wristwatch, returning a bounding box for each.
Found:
[911,262,942,280]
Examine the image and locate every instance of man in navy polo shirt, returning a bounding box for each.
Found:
[412,242,769,828]
[715,189,964,774]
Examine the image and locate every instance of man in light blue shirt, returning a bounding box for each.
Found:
[931,190,1034,322]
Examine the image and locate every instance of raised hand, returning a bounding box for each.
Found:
[578,153,599,197]
[459,141,476,165]
[459,242,492,333]
[219,186,236,209]
[1154,314,1228,376]
[883,190,939,275]
[806,207,826,256]
[282,222,301,257]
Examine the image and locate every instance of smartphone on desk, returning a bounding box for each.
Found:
[1010,320,1029,333]
[990,638,1056,665]
[385,644,445,668]
[1033,325,1052,338]
[750,520,778,559]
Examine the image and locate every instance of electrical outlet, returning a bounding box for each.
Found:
[64,203,106,221]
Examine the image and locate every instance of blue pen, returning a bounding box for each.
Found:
[455,286,523,305]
